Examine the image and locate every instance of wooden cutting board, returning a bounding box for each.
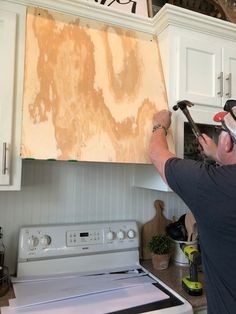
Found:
[141,200,172,260]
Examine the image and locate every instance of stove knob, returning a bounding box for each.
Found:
[106,231,114,241]
[117,230,125,240]
[127,229,135,239]
[41,235,52,246]
[28,236,39,249]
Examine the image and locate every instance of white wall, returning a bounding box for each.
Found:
[0,160,188,274]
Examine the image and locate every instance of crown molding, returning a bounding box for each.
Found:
[153,4,236,41]
[1,0,154,33]
[2,0,236,40]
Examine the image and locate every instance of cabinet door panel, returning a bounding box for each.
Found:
[0,10,16,185]
[223,47,236,104]
[177,37,222,108]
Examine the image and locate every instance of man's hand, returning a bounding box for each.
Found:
[198,134,218,161]
[152,110,172,129]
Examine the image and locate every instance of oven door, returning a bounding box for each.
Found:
[8,267,193,314]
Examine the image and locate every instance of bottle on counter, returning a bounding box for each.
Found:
[0,227,5,278]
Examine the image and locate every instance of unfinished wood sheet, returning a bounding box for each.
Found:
[21,7,171,163]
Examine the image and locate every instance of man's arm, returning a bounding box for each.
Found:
[149,110,176,184]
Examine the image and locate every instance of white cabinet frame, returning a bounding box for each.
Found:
[0,2,26,190]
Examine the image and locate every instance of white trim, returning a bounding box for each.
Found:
[2,1,236,39]
[1,0,154,33]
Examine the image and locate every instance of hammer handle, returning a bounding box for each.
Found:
[182,108,202,139]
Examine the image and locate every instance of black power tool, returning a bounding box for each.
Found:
[181,244,203,296]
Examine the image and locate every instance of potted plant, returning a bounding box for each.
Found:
[148,234,173,270]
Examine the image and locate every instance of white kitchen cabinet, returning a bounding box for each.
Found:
[156,6,236,157]
[0,2,25,190]
[224,46,236,102]
[134,4,236,191]
[156,5,236,114]
[178,36,236,108]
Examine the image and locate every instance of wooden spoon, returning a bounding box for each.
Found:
[185,210,198,242]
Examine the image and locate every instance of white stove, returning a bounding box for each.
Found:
[2,221,193,314]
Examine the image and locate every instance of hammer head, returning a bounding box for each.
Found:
[173,100,194,111]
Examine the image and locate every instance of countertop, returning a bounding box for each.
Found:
[0,262,207,311]
[141,260,207,310]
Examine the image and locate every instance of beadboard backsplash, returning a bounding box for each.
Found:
[0,160,188,274]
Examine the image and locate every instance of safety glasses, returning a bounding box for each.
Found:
[215,120,236,144]
[215,125,228,135]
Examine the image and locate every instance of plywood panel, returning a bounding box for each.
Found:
[21,7,171,163]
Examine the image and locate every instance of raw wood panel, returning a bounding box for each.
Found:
[21,7,170,163]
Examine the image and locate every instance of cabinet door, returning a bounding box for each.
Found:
[0,10,16,185]
[223,47,236,104]
[0,3,25,190]
[177,37,222,108]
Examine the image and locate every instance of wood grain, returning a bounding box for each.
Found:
[21,7,172,163]
[141,200,172,260]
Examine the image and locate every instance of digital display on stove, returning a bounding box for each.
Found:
[80,232,89,237]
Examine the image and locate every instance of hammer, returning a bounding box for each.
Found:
[173,100,202,139]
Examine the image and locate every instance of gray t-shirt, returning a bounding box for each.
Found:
[165,157,236,314]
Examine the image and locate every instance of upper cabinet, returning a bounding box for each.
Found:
[21,6,171,164]
[0,2,25,190]
[134,4,236,191]
[156,5,236,112]
[155,5,236,158]
[177,35,236,108]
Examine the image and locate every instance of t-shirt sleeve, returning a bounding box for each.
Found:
[165,157,201,211]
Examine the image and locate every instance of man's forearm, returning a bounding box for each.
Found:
[149,128,176,183]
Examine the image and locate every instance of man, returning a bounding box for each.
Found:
[149,100,236,314]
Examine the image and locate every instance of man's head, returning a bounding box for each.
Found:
[213,100,236,164]
[214,100,236,144]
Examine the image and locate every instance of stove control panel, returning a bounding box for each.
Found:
[18,221,139,261]
[66,229,103,246]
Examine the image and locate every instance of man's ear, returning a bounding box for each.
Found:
[225,133,234,152]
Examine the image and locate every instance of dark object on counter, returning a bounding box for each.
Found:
[166,214,187,241]
[0,266,10,297]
